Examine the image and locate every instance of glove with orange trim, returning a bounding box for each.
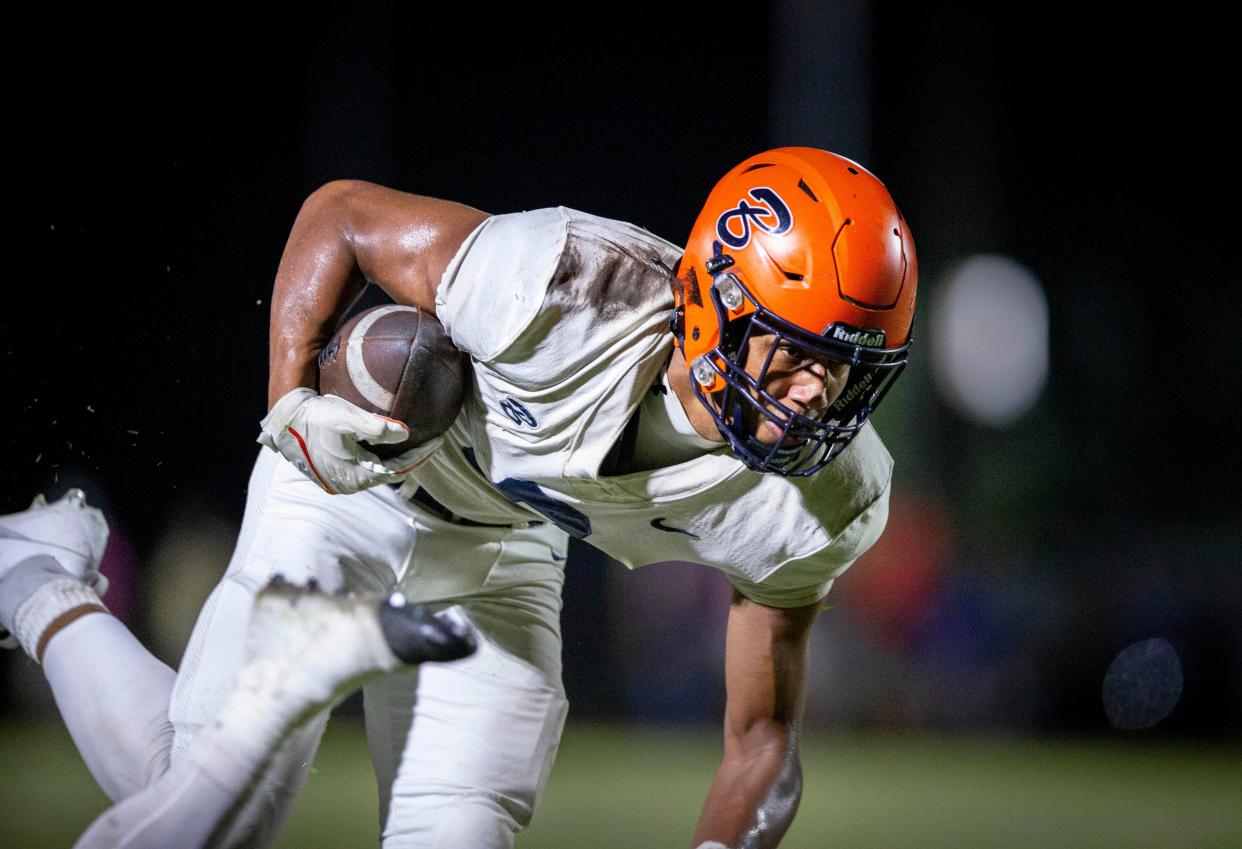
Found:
[257,388,441,494]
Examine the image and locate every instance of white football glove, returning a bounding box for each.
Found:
[257,388,441,495]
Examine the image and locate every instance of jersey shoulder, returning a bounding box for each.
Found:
[731,425,893,607]
[795,423,893,536]
[435,207,680,365]
[434,207,568,362]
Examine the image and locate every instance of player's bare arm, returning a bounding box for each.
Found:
[267,179,488,407]
[692,590,819,849]
[259,181,487,494]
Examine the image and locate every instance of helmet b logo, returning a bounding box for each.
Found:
[715,187,793,249]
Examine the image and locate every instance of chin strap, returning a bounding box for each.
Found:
[648,255,688,342]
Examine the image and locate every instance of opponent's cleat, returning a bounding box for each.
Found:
[226,579,478,730]
[380,592,477,664]
[0,488,110,585]
[0,489,111,649]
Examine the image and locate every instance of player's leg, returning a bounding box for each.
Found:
[165,446,418,848]
[363,516,570,849]
[0,490,177,800]
[73,579,477,849]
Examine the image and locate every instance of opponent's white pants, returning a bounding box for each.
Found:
[169,447,569,849]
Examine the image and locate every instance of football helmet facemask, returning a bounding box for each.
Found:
[671,147,918,476]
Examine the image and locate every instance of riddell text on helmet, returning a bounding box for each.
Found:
[828,325,887,348]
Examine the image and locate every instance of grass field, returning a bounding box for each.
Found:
[2,720,1239,848]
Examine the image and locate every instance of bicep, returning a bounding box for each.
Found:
[331,180,489,312]
[723,589,819,742]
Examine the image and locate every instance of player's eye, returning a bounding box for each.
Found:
[777,343,806,361]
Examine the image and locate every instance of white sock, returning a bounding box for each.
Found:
[73,754,247,849]
[13,578,107,661]
[73,588,412,849]
[73,662,324,849]
[0,554,84,642]
[43,613,177,800]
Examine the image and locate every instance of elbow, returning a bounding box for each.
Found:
[726,715,798,759]
[723,718,801,790]
[301,179,369,214]
[293,180,378,251]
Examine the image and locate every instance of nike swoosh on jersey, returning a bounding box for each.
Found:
[649,518,700,540]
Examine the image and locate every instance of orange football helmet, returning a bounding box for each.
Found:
[670,147,917,475]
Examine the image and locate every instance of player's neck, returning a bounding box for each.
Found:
[666,348,726,444]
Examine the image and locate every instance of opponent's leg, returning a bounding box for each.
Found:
[74,580,476,849]
[0,491,176,799]
[166,447,420,848]
[164,447,347,848]
[364,519,570,849]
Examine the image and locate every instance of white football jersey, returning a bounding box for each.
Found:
[409,207,893,608]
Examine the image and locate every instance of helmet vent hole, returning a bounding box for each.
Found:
[893,228,900,236]
[773,260,804,282]
[797,179,819,202]
[741,163,775,173]
[847,166,859,175]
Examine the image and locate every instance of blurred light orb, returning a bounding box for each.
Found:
[931,254,1049,427]
[1102,637,1183,731]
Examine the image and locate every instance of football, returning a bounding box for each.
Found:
[317,305,469,460]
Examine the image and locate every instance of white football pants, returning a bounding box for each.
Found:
[167,447,569,849]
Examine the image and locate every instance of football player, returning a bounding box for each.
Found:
[0,147,916,849]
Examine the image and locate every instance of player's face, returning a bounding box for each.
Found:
[738,333,851,446]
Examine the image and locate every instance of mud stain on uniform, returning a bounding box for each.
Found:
[545,227,679,322]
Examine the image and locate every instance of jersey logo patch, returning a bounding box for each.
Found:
[650,517,700,540]
[499,397,538,428]
[715,187,793,249]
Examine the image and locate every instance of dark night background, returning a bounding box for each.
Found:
[6,3,1240,740]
